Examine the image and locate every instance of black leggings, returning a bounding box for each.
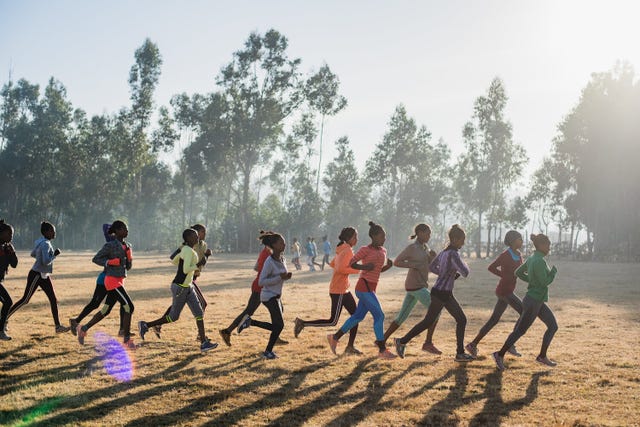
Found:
[225,291,262,332]
[400,289,467,354]
[85,285,134,339]
[0,282,12,331]
[302,292,358,345]
[250,296,284,353]
[8,269,62,326]
[74,284,122,325]
[473,292,523,344]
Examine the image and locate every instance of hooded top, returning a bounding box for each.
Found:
[30,237,57,275]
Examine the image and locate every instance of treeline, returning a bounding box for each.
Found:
[1,30,638,260]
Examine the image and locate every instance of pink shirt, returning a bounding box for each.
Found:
[350,245,387,293]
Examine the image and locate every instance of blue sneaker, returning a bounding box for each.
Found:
[262,351,278,359]
[138,321,149,341]
[200,340,218,352]
[237,315,251,334]
[394,338,406,359]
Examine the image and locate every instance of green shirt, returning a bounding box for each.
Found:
[515,250,557,302]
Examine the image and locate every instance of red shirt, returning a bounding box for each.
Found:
[488,249,523,296]
[251,248,271,293]
[351,245,387,293]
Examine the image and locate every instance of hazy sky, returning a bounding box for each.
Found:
[1,0,639,182]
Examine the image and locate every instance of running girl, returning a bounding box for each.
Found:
[294,227,362,354]
[493,233,559,371]
[69,224,126,337]
[77,220,135,349]
[394,224,475,362]
[0,219,18,340]
[235,232,291,359]
[327,221,396,359]
[7,221,70,334]
[291,237,302,271]
[466,230,524,358]
[138,228,218,352]
[383,224,440,354]
[218,230,272,346]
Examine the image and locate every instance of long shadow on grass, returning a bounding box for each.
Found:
[468,370,549,426]
[417,365,473,426]
[3,353,245,426]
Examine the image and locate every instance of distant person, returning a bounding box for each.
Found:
[294,227,362,354]
[138,228,218,352]
[0,219,18,340]
[76,220,135,349]
[70,224,127,338]
[493,233,559,371]
[306,237,316,271]
[311,237,322,269]
[466,230,525,358]
[235,232,292,359]
[291,237,302,271]
[327,221,396,359]
[321,235,331,271]
[394,224,475,362]
[7,221,70,334]
[383,224,441,354]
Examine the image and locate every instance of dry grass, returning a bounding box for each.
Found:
[0,251,639,426]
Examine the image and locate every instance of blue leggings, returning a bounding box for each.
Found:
[339,290,385,341]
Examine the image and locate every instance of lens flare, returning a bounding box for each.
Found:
[12,397,61,427]
[94,331,134,382]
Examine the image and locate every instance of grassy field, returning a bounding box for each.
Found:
[0,251,638,426]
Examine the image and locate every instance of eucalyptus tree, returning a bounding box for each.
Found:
[305,63,347,194]
[455,78,527,258]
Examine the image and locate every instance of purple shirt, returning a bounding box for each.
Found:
[429,248,469,292]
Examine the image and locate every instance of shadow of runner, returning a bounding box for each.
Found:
[469,370,550,426]
[418,365,470,426]
[323,360,433,427]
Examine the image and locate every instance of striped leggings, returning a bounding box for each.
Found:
[8,269,61,326]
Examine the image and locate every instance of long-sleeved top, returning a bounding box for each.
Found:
[328,243,360,294]
[30,237,57,275]
[430,247,469,292]
[306,241,315,257]
[394,241,434,291]
[488,248,523,296]
[351,245,387,293]
[172,245,199,287]
[258,255,288,302]
[0,244,18,282]
[323,240,331,255]
[515,250,557,302]
[252,247,271,293]
[92,240,132,279]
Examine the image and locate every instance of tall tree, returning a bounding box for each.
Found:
[305,64,347,194]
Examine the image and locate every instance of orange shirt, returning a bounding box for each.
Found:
[328,243,360,294]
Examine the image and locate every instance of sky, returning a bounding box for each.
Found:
[1,0,639,183]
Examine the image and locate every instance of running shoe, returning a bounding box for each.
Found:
[69,318,78,336]
[262,351,278,359]
[275,337,289,345]
[124,338,137,350]
[394,338,406,359]
[237,315,251,334]
[343,346,363,355]
[200,340,219,352]
[327,334,338,355]
[422,342,443,355]
[507,345,522,357]
[77,325,87,345]
[455,353,475,362]
[294,317,305,338]
[535,355,557,367]
[0,331,11,341]
[378,349,397,360]
[55,325,70,334]
[492,351,505,371]
[138,321,149,341]
[465,342,478,357]
[219,329,231,346]
[152,325,162,339]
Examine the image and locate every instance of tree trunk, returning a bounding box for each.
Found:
[569,222,575,254]
[486,223,492,259]
[239,169,251,252]
[476,210,483,259]
[315,114,325,195]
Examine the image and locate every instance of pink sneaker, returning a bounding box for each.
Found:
[77,325,87,345]
[327,334,338,355]
[378,349,397,360]
[422,342,443,355]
